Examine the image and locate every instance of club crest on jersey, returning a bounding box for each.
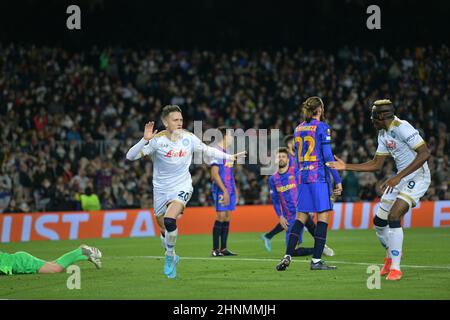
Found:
[182,138,190,146]
[289,175,295,180]
[390,132,396,139]
[386,140,396,150]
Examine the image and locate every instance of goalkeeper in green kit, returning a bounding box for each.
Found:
[0,244,102,275]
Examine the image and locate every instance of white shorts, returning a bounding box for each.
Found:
[379,168,431,216]
[153,182,193,217]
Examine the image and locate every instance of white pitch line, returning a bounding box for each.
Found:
[108,255,450,270]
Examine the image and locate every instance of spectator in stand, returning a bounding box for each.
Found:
[342,171,359,202]
[79,187,101,211]
[0,44,448,211]
[0,167,12,213]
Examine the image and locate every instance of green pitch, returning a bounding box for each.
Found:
[1,228,449,299]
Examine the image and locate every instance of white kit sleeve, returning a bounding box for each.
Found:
[126,138,156,160]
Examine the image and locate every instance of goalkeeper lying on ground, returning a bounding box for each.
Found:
[0,244,102,275]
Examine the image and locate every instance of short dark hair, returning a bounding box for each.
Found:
[283,135,294,146]
[277,147,290,156]
[161,105,182,120]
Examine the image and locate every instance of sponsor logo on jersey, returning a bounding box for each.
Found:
[164,149,187,157]
[386,140,396,150]
[276,183,297,193]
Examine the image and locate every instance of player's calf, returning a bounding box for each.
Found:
[374,213,390,252]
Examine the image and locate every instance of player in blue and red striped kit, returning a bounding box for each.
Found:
[276,96,342,271]
[284,135,298,170]
[268,148,335,256]
[261,135,298,247]
[210,127,239,257]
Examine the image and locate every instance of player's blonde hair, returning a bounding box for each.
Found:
[371,99,394,120]
[373,99,393,107]
[302,96,324,122]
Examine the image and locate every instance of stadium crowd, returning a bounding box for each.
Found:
[0,44,449,213]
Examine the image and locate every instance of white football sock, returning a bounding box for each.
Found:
[165,228,178,256]
[388,227,403,270]
[160,234,167,250]
[375,225,391,257]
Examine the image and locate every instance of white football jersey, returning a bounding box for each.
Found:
[127,130,232,191]
[375,116,430,175]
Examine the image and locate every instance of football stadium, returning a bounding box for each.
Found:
[0,0,450,305]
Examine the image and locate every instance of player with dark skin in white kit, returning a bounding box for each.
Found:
[327,99,431,281]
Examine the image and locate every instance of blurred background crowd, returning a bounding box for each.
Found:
[0,44,449,213]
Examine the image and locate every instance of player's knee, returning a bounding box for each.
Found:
[164,217,177,232]
[388,209,403,222]
[373,215,388,227]
[389,209,403,222]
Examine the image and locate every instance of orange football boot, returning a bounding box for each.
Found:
[380,257,392,276]
[386,269,403,281]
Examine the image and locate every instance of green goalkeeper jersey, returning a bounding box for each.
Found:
[0,250,45,275]
[0,250,14,275]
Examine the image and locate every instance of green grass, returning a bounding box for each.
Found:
[1,228,450,299]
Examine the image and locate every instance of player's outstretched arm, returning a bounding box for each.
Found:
[229,151,247,161]
[201,143,247,161]
[327,154,387,172]
[191,133,247,161]
[126,121,158,161]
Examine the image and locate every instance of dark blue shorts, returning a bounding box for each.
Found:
[212,191,236,212]
[296,182,333,213]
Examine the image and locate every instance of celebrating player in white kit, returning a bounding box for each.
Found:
[126,105,246,279]
[327,99,431,281]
